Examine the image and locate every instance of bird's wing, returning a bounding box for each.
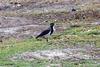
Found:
[36,29,50,38]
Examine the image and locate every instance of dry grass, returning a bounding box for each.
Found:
[78,2,100,11]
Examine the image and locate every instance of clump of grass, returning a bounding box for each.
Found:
[64,26,100,35]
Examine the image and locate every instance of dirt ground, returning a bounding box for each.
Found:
[0,0,100,67]
[0,0,99,39]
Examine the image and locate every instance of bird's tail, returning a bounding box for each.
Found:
[36,35,39,39]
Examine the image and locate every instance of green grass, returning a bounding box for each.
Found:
[63,60,100,67]
[64,26,100,35]
[0,25,100,67]
[0,37,66,67]
[0,35,100,67]
[0,38,48,58]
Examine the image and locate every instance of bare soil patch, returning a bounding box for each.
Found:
[10,48,100,61]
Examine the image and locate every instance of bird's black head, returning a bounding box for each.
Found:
[50,23,54,27]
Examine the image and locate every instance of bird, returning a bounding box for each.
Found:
[36,23,55,41]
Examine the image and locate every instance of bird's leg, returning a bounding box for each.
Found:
[42,36,48,42]
[36,37,42,41]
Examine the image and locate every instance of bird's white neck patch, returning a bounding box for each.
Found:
[53,26,56,31]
